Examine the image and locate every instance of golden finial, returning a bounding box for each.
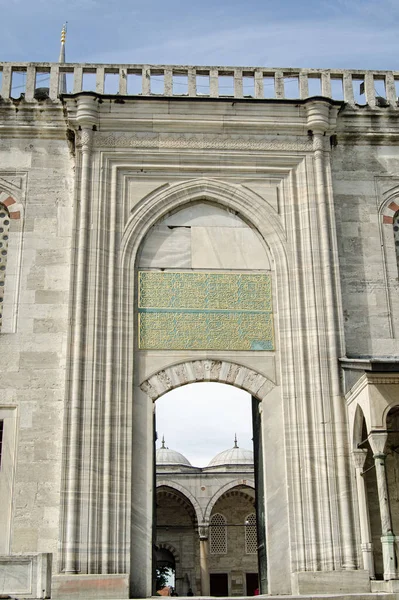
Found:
[61,23,67,44]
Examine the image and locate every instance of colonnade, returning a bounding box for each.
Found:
[352,431,398,581]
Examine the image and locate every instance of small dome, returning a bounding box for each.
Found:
[208,437,253,467]
[156,438,192,467]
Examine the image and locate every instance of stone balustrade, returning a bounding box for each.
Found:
[1,62,399,107]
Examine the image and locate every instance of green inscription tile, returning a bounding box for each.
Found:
[138,272,274,351]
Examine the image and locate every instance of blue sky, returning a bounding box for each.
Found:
[1,0,398,70]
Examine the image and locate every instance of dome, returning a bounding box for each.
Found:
[156,438,192,467]
[208,437,253,467]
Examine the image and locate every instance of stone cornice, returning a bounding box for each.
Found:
[340,357,399,372]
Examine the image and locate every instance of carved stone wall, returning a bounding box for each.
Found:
[2,87,399,599]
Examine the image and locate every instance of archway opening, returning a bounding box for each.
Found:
[154,382,263,597]
[133,196,276,597]
[356,412,382,578]
[155,546,176,591]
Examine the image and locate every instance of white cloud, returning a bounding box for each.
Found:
[155,382,253,467]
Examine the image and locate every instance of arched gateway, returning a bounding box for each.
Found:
[5,76,396,600]
[55,104,363,598]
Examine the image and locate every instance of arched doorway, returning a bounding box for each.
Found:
[130,194,282,596]
[155,546,176,590]
[207,485,258,597]
[132,363,277,597]
[154,384,260,596]
[156,487,196,595]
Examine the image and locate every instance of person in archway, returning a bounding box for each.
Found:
[187,589,194,597]
[156,586,171,596]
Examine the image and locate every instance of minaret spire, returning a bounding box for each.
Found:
[234,433,238,448]
[161,435,166,449]
[58,23,67,94]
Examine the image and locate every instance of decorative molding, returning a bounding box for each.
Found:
[367,377,399,385]
[76,128,94,151]
[93,132,314,152]
[140,359,275,401]
[0,176,22,190]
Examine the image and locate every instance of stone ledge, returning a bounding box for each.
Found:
[291,570,371,595]
[51,574,129,600]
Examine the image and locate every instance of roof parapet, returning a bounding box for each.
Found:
[0,62,398,108]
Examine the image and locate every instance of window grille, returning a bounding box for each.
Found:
[0,204,10,331]
[245,513,257,554]
[0,420,3,469]
[210,513,227,554]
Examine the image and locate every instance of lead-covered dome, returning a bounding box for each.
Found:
[156,438,192,467]
[208,437,253,467]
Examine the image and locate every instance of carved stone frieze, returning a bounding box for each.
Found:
[93,132,313,152]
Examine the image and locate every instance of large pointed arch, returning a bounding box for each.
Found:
[121,177,287,267]
[204,480,256,524]
[156,480,203,525]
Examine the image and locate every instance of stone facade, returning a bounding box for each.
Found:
[1,62,399,599]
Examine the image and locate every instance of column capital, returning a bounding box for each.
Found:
[368,431,388,455]
[198,524,209,540]
[77,127,94,153]
[305,99,338,135]
[352,448,368,470]
[75,94,99,129]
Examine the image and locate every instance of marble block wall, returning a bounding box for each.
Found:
[0,112,74,571]
[332,116,399,358]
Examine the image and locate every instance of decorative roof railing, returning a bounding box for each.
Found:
[1,62,399,107]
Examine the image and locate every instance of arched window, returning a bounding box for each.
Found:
[245,513,257,554]
[0,204,10,331]
[394,211,399,272]
[210,513,227,554]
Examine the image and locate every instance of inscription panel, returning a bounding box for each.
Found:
[138,272,274,351]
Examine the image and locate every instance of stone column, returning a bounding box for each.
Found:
[199,525,210,596]
[306,101,356,570]
[368,432,396,580]
[63,112,95,574]
[130,387,154,597]
[352,449,375,578]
